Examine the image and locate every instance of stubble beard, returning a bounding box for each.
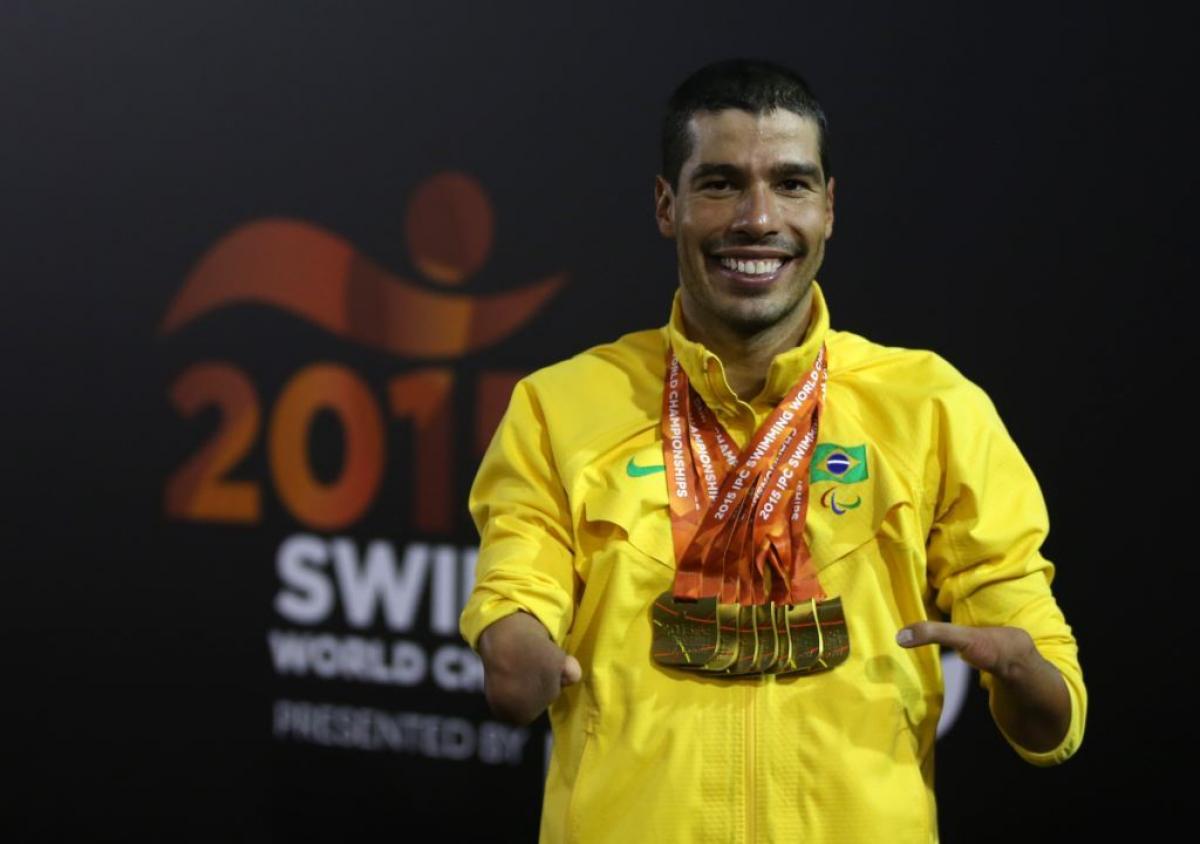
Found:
[688,248,821,340]
[719,285,809,336]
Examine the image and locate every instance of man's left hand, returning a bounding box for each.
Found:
[895,621,1036,681]
[896,621,1071,753]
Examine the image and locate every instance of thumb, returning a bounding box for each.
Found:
[896,621,970,650]
[560,654,582,686]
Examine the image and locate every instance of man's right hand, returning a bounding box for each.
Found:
[477,611,582,726]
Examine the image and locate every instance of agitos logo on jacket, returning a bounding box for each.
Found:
[158,171,565,534]
[812,443,868,514]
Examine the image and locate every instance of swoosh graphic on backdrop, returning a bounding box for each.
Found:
[158,218,564,359]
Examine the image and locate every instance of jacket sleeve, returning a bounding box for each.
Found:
[459,377,577,651]
[924,379,1087,766]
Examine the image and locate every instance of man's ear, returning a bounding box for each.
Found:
[654,175,676,239]
[824,176,836,240]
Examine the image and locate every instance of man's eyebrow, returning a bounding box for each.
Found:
[689,161,824,184]
[689,163,741,183]
[771,162,823,181]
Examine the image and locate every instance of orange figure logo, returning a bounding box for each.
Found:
[161,172,563,533]
[159,171,564,357]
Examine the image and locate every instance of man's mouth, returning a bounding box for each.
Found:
[709,254,794,284]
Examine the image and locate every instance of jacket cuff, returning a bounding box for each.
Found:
[459,590,569,652]
[981,660,1086,767]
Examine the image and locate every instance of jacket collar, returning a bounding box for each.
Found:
[663,280,831,412]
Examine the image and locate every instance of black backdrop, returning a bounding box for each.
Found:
[2,2,1193,841]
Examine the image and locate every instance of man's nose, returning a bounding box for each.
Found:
[732,183,780,237]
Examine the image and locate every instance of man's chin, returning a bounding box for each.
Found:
[717,281,812,325]
[716,300,796,336]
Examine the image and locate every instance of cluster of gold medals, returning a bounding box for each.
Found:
[650,346,850,677]
[652,593,848,676]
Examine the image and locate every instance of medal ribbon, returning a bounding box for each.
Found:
[661,345,828,606]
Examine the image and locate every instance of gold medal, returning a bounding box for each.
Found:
[651,592,719,668]
[705,600,741,672]
[772,599,793,673]
[755,603,781,673]
[812,597,850,670]
[728,603,760,675]
[776,597,850,675]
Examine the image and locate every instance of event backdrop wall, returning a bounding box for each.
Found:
[2,2,1190,841]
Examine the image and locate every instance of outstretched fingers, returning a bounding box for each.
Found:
[896,621,1007,673]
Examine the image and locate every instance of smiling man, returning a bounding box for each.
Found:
[662,105,832,403]
[461,59,1086,842]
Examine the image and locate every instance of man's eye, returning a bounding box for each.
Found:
[780,179,810,192]
[702,180,732,190]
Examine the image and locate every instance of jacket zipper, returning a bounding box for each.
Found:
[746,681,757,844]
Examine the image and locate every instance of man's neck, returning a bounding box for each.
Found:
[680,287,815,402]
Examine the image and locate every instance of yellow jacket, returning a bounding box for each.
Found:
[461,282,1086,843]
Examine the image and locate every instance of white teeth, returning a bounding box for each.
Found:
[719,257,783,276]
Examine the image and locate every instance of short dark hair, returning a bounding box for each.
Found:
[661,58,831,191]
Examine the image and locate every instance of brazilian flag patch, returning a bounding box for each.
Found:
[810,443,869,483]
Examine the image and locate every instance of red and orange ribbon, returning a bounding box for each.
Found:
[661,346,828,607]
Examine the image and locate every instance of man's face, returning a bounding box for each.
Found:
[655,108,835,337]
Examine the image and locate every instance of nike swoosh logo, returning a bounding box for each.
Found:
[626,457,665,477]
